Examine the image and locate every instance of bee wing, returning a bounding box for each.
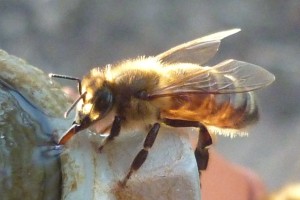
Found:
[149,59,275,98]
[156,29,241,65]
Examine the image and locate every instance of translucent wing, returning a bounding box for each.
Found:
[149,59,275,98]
[156,29,241,65]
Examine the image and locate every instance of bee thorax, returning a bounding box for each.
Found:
[117,97,159,123]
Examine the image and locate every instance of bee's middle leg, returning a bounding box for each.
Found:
[119,123,160,187]
[162,118,212,171]
[98,116,122,152]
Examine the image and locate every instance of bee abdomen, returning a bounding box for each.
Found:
[160,92,258,130]
[211,92,258,129]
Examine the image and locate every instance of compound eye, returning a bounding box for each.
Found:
[91,87,114,120]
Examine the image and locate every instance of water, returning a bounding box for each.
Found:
[0,80,65,200]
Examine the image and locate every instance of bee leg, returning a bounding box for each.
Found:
[194,124,211,170]
[98,116,122,152]
[119,123,160,187]
[162,118,212,171]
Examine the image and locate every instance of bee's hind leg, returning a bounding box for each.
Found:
[162,118,212,171]
[119,123,160,187]
[194,124,211,170]
[98,116,122,152]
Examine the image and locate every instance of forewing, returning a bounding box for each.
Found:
[156,29,241,65]
[149,59,275,98]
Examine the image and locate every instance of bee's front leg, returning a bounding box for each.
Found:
[98,116,122,152]
[119,123,160,187]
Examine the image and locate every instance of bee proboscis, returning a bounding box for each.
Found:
[50,28,275,187]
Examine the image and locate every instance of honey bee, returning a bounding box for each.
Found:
[50,29,275,187]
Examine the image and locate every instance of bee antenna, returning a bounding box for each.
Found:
[64,92,87,118]
[49,73,82,95]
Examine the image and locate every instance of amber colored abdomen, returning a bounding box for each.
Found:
[158,92,258,130]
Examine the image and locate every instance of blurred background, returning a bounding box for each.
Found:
[0,0,299,192]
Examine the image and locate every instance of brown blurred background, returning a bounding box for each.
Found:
[0,0,299,192]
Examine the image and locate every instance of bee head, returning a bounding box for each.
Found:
[75,79,114,132]
[52,70,114,145]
